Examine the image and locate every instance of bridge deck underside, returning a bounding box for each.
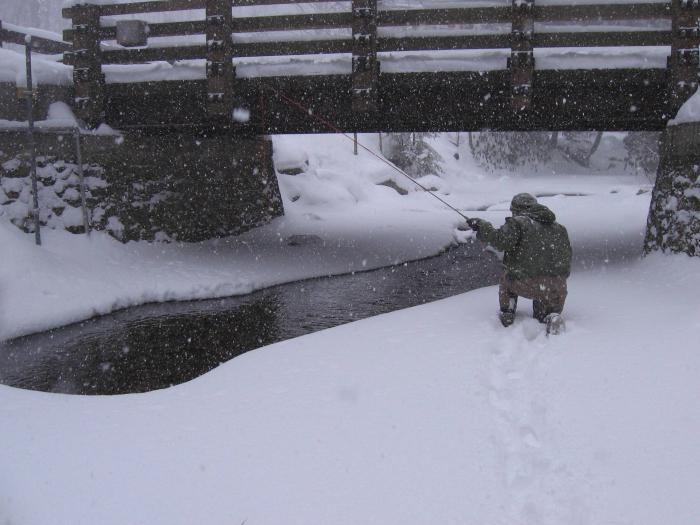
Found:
[106,69,670,133]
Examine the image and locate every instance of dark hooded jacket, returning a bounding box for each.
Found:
[476,203,572,280]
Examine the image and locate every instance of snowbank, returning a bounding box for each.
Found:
[0,206,459,340]
[0,48,71,87]
[0,126,689,525]
[1,252,698,525]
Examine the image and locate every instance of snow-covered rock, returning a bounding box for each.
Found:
[646,102,700,256]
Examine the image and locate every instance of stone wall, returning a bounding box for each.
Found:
[92,132,283,242]
[0,132,107,234]
[644,123,700,256]
[0,131,284,242]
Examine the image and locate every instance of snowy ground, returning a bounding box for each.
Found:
[1,253,698,524]
[4,131,698,524]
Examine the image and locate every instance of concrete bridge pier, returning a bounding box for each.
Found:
[645,122,700,257]
[94,131,283,242]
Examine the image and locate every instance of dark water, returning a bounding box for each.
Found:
[0,241,502,396]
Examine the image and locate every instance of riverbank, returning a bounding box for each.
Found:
[1,251,698,524]
[0,133,651,340]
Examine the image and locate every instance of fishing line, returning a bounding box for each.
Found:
[262,84,471,222]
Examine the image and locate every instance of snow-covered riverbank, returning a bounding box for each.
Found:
[2,131,699,524]
[1,252,698,525]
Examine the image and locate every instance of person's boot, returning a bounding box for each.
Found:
[499,309,515,327]
[545,313,565,336]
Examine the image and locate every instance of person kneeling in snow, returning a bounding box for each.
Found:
[467,193,572,333]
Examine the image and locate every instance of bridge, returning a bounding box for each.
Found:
[1,0,699,255]
[54,0,698,133]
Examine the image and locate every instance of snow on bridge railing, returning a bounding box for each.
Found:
[61,0,698,125]
[0,20,72,55]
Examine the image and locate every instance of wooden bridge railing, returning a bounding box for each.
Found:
[0,20,72,55]
[61,0,699,126]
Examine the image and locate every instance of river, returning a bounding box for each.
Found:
[0,240,502,395]
[0,231,643,396]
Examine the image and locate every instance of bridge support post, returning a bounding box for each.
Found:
[66,5,105,127]
[351,0,379,113]
[668,0,700,115]
[645,123,700,257]
[206,0,234,120]
[510,0,535,111]
[88,132,283,242]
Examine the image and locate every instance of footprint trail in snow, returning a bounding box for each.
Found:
[486,319,590,525]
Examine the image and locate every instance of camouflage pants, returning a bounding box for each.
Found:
[499,275,568,322]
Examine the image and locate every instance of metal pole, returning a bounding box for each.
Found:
[25,36,41,246]
[353,132,358,155]
[74,128,91,235]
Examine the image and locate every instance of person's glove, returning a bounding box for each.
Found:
[466,218,483,231]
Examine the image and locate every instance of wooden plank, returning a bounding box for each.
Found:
[92,32,670,65]
[377,31,670,53]
[101,69,669,132]
[379,4,670,26]
[533,30,672,47]
[101,45,206,63]
[232,0,338,5]
[104,79,207,127]
[233,39,352,57]
[65,21,208,41]
[535,3,671,22]
[378,34,511,52]
[65,13,350,42]
[379,7,511,26]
